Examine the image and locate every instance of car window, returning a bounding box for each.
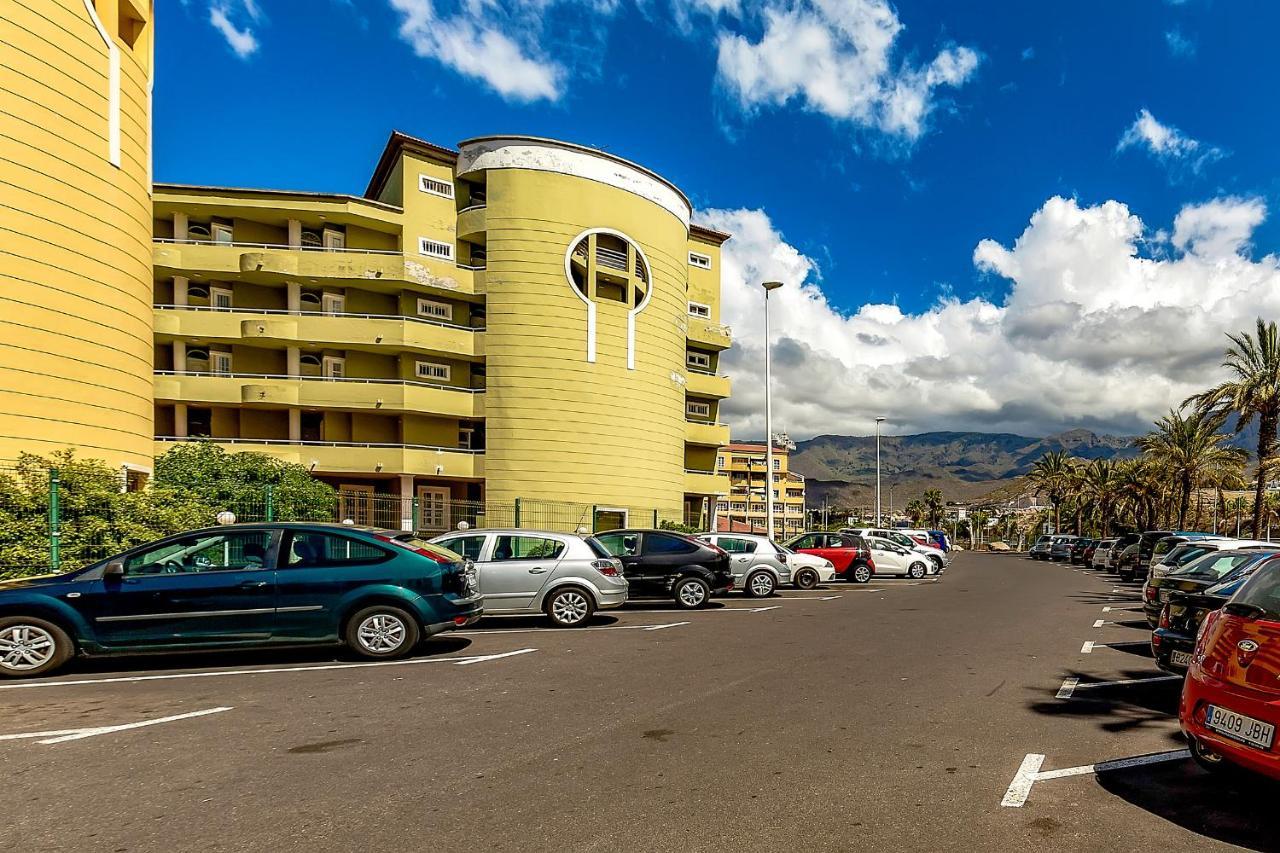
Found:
[285,532,390,567]
[643,533,698,556]
[596,533,639,557]
[124,531,271,575]
[439,534,486,561]
[789,535,815,549]
[584,537,612,559]
[1177,553,1256,580]
[491,536,565,561]
[718,537,757,554]
[1230,563,1280,619]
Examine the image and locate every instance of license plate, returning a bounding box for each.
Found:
[1205,705,1276,750]
[1170,650,1192,667]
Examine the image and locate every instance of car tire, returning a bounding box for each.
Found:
[850,565,872,584]
[545,586,595,627]
[745,571,776,598]
[908,562,927,580]
[0,616,73,678]
[928,556,943,572]
[673,576,711,609]
[1188,736,1237,776]
[344,605,420,660]
[793,568,819,590]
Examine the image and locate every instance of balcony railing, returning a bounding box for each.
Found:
[153,303,483,332]
[155,436,483,454]
[595,245,628,272]
[155,370,485,394]
[155,238,402,256]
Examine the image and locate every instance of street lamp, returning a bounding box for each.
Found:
[762,280,784,540]
[874,416,886,526]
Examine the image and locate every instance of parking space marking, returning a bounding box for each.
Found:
[1002,749,1189,807]
[1092,619,1106,628]
[0,707,233,745]
[1055,678,1080,699]
[455,623,687,635]
[1080,641,1096,653]
[644,621,690,631]
[1055,674,1178,699]
[0,649,538,691]
[619,607,772,615]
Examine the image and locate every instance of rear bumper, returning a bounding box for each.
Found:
[1151,629,1193,675]
[1181,668,1280,780]
[597,587,628,610]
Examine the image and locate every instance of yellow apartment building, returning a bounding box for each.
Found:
[714,443,807,538]
[151,132,733,531]
[0,0,154,478]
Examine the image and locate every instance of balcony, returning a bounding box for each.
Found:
[153,239,484,295]
[687,318,732,351]
[684,469,731,495]
[685,369,731,400]
[154,306,483,359]
[154,372,484,419]
[154,437,483,479]
[456,205,487,241]
[685,419,730,447]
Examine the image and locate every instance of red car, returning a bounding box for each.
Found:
[785,532,874,583]
[1180,560,1280,780]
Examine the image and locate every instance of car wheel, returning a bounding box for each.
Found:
[0,616,73,678]
[929,556,943,572]
[344,605,420,660]
[908,562,927,580]
[1188,736,1235,775]
[793,568,819,590]
[745,571,776,598]
[673,576,711,609]
[545,586,595,627]
[851,565,872,584]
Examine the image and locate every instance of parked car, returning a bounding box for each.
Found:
[786,532,873,583]
[927,530,951,552]
[775,544,840,589]
[1146,538,1271,588]
[1152,571,1263,676]
[1148,534,1218,573]
[1180,560,1280,780]
[1115,541,1145,581]
[1048,535,1079,562]
[595,529,733,608]
[431,528,626,627]
[1069,538,1093,564]
[0,523,483,678]
[1091,538,1118,569]
[1029,535,1053,560]
[843,528,947,573]
[865,536,931,579]
[1142,549,1279,627]
[697,533,791,598]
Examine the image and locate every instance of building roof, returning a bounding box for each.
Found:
[724,442,790,453]
[690,223,732,246]
[154,182,404,214]
[364,130,460,200]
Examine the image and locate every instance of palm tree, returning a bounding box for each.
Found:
[1082,459,1120,537]
[1189,318,1280,537]
[905,498,926,525]
[1028,450,1075,534]
[1115,458,1158,531]
[1136,407,1247,530]
[922,489,945,527]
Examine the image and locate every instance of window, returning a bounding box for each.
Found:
[772,459,781,470]
[187,223,212,241]
[417,299,452,321]
[211,222,233,244]
[210,351,233,375]
[686,351,712,370]
[459,425,475,450]
[716,501,728,512]
[124,531,271,576]
[718,537,757,554]
[418,237,454,261]
[438,535,486,561]
[186,285,210,300]
[1227,564,1280,620]
[643,533,697,556]
[790,534,817,549]
[492,536,565,561]
[595,532,639,557]
[716,455,725,469]
[688,251,712,270]
[730,502,746,512]
[210,286,232,309]
[416,361,451,382]
[299,353,323,368]
[322,356,345,379]
[285,532,391,567]
[301,231,323,248]
[688,302,711,319]
[419,174,455,198]
[321,292,345,315]
[686,401,711,418]
[322,228,345,250]
[187,407,212,437]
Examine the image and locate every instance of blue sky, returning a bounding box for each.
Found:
[159,1,1280,438]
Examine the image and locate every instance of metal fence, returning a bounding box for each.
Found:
[0,464,686,579]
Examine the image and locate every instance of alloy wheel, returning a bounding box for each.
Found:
[749,572,775,597]
[356,614,407,654]
[853,566,871,583]
[0,624,56,672]
[550,590,590,625]
[677,580,708,607]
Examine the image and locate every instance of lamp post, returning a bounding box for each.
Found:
[762,280,784,540]
[874,416,886,526]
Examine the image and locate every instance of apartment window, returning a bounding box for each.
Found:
[716,455,725,469]
[300,290,322,308]
[210,286,233,309]
[418,238,454,261]
[210,351,233,375]
[686,401,711,419]
[187,285,209,301]
[300,411,323,442]
[211,222,233,244]
[187,223,212,241]
[322,356,345,379]
[716,501,729,512]
[688,301,711,319]
[301,230,323,248]
[187,407,212,437]
[731,502,746,513]
[419,174,455,199]
[321,292,345,315]
[299,353,322,376]
[416,361,451,382]
[417,299,452,321]
[688,251,712,270]
[772,459,781,470]
[322,228,345,250]
[686,351,712,370]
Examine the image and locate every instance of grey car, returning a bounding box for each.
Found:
[431,529,627,627]
[697,533,791,597]
[1049,535,1079,561]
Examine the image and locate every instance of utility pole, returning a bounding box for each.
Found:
[874,416,886,526]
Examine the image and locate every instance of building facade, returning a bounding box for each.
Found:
[0,0,154,476]
[714,443,806,537]
[151,132,732,531]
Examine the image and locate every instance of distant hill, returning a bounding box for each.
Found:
[789,429,1141,509]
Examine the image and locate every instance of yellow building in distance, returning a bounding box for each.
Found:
[151,132,733,531]
[715,442,807,538]
[0,0,155,478]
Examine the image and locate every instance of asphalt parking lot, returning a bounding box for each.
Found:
[2,555,1277,851]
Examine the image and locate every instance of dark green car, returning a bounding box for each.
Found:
[0,523,482,678]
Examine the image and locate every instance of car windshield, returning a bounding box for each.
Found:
[385,535,462,562]
[1152,538,1181,557]
[1172,552,1258,580]
[1165,544,1212,567]
[1228,563,1280,620]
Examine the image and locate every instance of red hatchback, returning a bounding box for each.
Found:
[1180,560,1280,780]
[785,532,873,583]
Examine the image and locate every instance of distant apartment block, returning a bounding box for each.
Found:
[714,442,806,537]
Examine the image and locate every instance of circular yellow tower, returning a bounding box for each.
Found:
[457,137,693,518]
[0,0,155,472]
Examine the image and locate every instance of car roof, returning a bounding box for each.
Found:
[435,528,585,539]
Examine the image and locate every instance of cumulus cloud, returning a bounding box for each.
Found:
[208,2,259,59]
[712,0,980,141]
[1117,108,1225,176]
[705,196,1280,440]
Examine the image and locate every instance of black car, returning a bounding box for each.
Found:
[1151,563,1274,675]
[1069,539,1092,565]
[1114,532,1152,581]
[1142,549,1277,627]
[595,529,733,608]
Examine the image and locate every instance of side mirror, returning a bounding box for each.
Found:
[103,560,125,579]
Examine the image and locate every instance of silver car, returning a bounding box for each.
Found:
[698,533,791,597]
[431,529,627,627]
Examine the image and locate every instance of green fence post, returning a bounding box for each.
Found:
[411,496,420,532]
[653,509,659,528]
[49,468,61,571]
[265,484,275,522]
[514,497,522,529]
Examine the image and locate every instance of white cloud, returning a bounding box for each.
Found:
[711,0,980,141]
[1117,108,1225,175]
[706,196,1280,440]
[209,3,259,59]
[1164,28,1195,57]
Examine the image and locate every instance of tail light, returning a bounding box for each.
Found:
[1144,585,1157,603]
[1159,605,1170,629]
[592,558,622,577]
[375,534,451,564]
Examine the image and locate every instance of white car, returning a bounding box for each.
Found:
[777,545,840,589]
[1091,538,1117,569]
[843,528,946,574]
[865,536,932,579]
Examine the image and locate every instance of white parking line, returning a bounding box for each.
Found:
[456,623,688,635]
[1055,678,1080,699]
[0,649,538,691]
[619,607,769,615]
[1080,641,1096,653]
[1002,750,1189,806]
[1092,619,1106,628]
[644,621,690,631]
[1055,674,1179,699]
[0,707,233,745]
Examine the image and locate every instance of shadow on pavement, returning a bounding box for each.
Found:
[1027,669,1181,734]
[475,614,621,628]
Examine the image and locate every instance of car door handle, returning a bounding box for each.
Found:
[239,580,269,589]
[528,568,548,574]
